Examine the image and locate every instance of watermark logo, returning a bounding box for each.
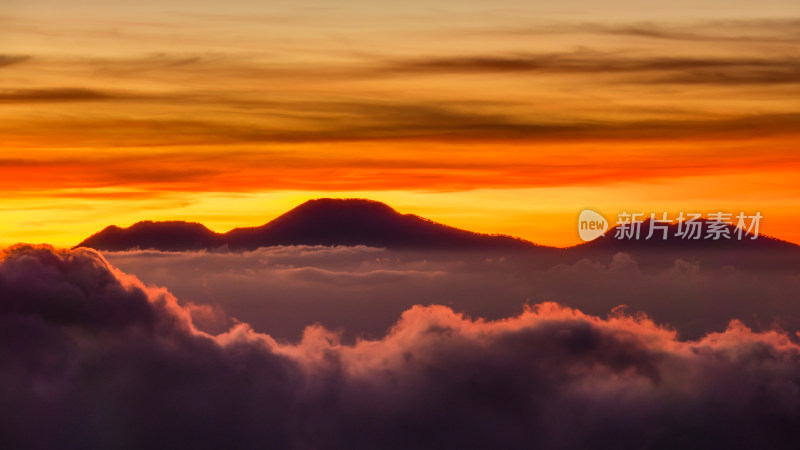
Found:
[577,210,763,241]
[578,209,608,241]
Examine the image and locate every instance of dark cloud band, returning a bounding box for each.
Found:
[2,244,800,449]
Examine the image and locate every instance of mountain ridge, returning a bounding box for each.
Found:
[75,198,799,253]
[76,198,544,252]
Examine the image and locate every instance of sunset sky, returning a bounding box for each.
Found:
[2,0,799,247]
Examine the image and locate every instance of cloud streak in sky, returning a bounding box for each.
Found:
[7,49,800,89]
[0,87,121,103]
[3,245,800,449]
[385,52,800,84]
[485,18,800,43]
[2,16,799,197]
[0,54,30,67]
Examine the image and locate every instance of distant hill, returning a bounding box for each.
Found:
[78,221,221,252]
[574,218,797,252]
[76,198,542,252]
[560,218,800,270]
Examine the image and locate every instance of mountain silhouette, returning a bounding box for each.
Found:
[562,217,800,269]
[76,198,542,252]
[79,221,221,252]
[76,199,799,257]
[575,218,796,252]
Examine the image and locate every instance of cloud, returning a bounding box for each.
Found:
[595,18,800,44]
[0,54,30,68]
[101,246,800,343]
[491,18,800,44]
[3,244,800,449]
[0,88,119,103]
[385,51,800,85]
[598,22,800,44]
[0,47,797,196]
[2,98,799,145]
[0,87,169,104]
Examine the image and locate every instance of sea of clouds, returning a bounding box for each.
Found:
[103,246,800,341]
[2,245,800,449]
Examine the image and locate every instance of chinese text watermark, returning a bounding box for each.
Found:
[578,210,762,242]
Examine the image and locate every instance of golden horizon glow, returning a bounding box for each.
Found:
[2,186,799,250]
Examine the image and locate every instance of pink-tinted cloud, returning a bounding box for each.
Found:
[2,245,800,449]
[103,246,800,342]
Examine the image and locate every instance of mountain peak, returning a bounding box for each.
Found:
[223,198,534,250]
[278,198,401,223]
[295,198,398,212]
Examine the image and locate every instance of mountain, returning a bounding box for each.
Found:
[574,218,797,252]
[79,221,221,252]
[76,198,542,252]
[562,218,800,270]
[76,199,799,257]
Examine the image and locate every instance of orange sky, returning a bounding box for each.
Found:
[1,0,799,248]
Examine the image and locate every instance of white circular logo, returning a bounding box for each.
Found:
[578,209,608,241]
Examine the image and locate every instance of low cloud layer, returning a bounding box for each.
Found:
[3,244,800,449]
[104,246,800,341]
